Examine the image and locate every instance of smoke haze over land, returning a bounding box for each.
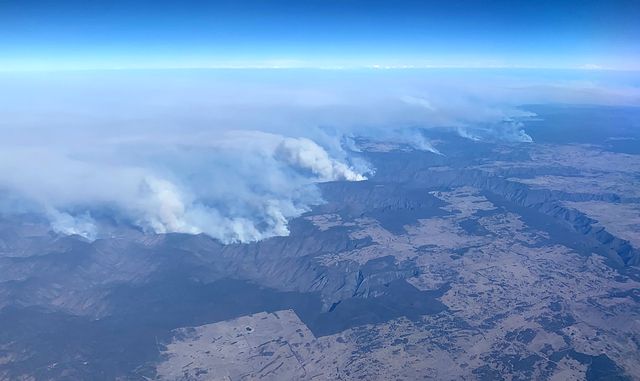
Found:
[1,69,639,242]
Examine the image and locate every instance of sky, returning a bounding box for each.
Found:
[1,0,639,71]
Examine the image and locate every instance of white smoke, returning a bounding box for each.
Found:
[48,210,98,241]
[0,69,637,243]
[276,137,366,181]
[400,95,437,111]
[1,131,364,244]
[135,177,200,236]
[399,94,535,144]
[456,120,534,143]
[134,176,306,242]
[116,135,366,243]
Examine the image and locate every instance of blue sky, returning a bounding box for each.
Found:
[1,0,639,70]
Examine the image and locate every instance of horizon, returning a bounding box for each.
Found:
[2,0,639,71]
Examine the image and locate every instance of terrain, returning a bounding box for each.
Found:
[0,105,639,380]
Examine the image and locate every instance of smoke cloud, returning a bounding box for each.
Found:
[276,137,366,181]
[0,69,638,242]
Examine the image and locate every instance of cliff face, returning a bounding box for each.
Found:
[366,149,640,267]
